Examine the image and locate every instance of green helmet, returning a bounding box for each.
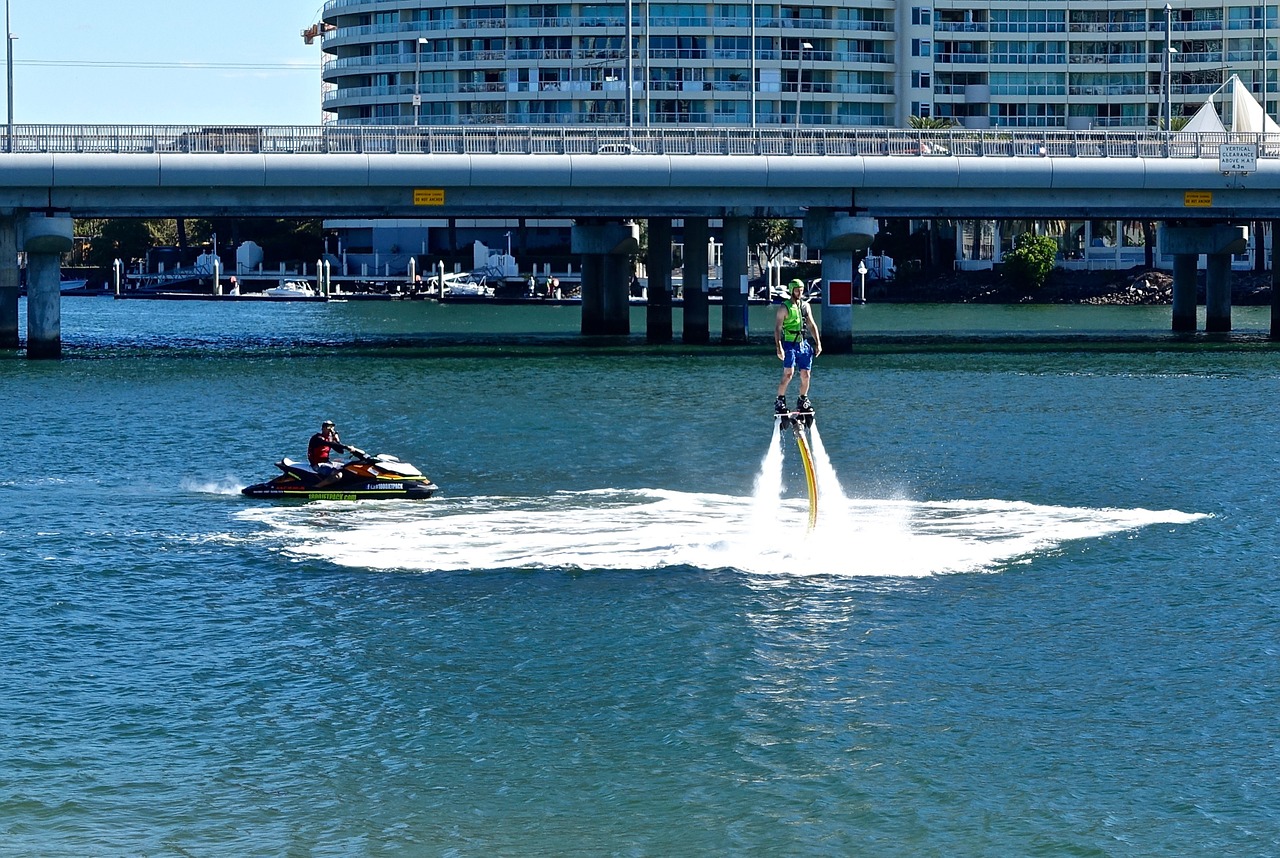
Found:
[788,279,805,292]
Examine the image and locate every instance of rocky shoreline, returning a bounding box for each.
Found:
[876,267,1277,306]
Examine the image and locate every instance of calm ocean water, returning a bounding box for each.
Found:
[3,297,1279,856]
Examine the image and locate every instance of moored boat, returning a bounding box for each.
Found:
[264,279,318,298]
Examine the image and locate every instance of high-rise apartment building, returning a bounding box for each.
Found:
[319,0,1276,129]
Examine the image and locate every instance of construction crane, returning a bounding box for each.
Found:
[301,22,336,45]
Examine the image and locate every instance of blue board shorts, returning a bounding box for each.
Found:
[782,339,814,371]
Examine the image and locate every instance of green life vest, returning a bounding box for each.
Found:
[782,299,805,342]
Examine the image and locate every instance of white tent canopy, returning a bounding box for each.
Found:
[1229,74,1280,133]
[1178,99,1227,134]
[1183,74,1280,134]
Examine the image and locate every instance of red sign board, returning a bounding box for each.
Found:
[827,279,853,306]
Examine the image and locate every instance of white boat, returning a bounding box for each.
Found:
[264,280,318,298]
[444,276,493,297]
[60,278,89,293]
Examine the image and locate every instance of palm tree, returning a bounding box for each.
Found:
[908,116,958,129]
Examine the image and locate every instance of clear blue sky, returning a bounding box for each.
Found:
[6,0,325,125]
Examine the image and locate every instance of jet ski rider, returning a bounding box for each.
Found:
[308,420,349,487]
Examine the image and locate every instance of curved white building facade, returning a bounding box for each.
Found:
[319,0,1277,130]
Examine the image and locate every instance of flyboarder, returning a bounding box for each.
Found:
[774,278,822,417]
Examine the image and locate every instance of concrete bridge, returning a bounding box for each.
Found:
[4,125,1280,356]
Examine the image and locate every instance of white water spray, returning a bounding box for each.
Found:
[236,491,1204,579]
[750,420,785,524]
[233,420,1206,577]
[807,424,848,511]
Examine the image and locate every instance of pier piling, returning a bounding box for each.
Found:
[22,213,74,359]
[682,218,710,345]
[646,217,673,344]
[0,215,16,350]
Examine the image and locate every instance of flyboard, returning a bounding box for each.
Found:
[776,409,818,531]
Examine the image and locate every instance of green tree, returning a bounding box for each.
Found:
[80,219,155,270]
[1003,232,1059,290]
[749,217,801,268]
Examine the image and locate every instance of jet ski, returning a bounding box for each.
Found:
[241,446,439,500]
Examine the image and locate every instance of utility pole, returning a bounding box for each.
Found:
[1164,4,1173,135]
[6,0,13,153]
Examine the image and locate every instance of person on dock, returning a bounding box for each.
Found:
[308,420,349,487]
[774,279,822,416]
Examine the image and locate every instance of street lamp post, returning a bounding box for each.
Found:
[857,258,867,303]
[414,37,428,126]
[5,0,13,153]
[749,0,756,128]
[625,0,633,130]
[1163,4,1173,136]
[795,41,812,126]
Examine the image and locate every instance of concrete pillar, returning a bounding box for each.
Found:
[803,210,877,354]
[1160,223,1247,333]
[0,215,16,350]
[1271,220,1280,340]
[721,217,749,344]
[26,253,62,359]
[23,213,74,359]
[573,220,638,336]
[646,217,673,343]
[1205,252,1232,333]
[602,253,630,335]
[820,251,855,351]
[579,253,605,334]
[682,217,709,344]
[1171,253,1198,332]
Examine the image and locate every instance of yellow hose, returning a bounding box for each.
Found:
[794,428,818,531]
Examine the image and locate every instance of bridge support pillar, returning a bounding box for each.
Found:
[1171,254,1198,332]
[804,210,877,354]
[682,218,710,345]
[721,216,749,344]
[23,213,74,359]
[580,254,604,332]
[1160,223,1247,333]
[1205,252,1233,332]
[1271,220,1280,340]
[0,214,17,350]
[646,217,673,344]
[572,220,638,336]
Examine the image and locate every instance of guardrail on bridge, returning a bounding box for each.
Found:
[0,125,1276,159]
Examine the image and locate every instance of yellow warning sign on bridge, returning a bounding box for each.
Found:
[413,189,445,206]
[1184,191,1213,208]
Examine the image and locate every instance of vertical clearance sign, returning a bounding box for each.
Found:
[414,189,445,206]
[1218,143,1257,174]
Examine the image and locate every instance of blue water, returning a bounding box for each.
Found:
[3,297,1279,855]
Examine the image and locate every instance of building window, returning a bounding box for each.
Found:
[912,71,932,89]
[911,7,932,27]
[714,100,751,123]
[912,39,932,57]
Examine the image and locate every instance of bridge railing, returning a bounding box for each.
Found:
[0,125,1274,158]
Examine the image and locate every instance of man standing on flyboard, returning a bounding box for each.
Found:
[774,279,822,417]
